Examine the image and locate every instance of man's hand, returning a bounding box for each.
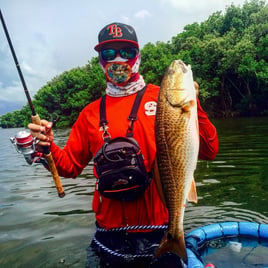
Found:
[28,119,54,149]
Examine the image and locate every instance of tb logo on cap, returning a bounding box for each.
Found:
[107,24,123,38]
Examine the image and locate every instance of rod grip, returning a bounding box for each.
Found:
[32,114,65,198]
[31,114,41,125]
[43,152,65,198]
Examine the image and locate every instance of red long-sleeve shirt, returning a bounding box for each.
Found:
[50,84,218,229]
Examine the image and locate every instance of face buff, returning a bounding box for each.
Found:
[100,53,146,97]
[105,61,132,85]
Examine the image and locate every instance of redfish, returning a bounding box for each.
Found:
[154,60,199,263]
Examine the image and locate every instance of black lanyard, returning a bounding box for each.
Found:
[99,86,147,141]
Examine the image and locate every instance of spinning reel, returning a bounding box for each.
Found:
[10,130,46,165]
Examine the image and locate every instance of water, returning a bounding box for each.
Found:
[201,237,268,267]
[0,117,268,267]
[0,128,95,267]
[184,116,268,231]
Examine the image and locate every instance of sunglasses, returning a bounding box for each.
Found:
[100,47,139,61]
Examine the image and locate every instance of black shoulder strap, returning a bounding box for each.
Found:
[99,85,147,140]
[126,85,146,137]
[99,95,110,141]
[99,95,107,127]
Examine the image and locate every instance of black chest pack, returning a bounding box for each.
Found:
[93,86,152,202]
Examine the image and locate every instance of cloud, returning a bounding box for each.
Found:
[0,80,26,103]
[134,9,152,19]
[120,15,131,24]
[160,0,246,14]
[21,62,38,76]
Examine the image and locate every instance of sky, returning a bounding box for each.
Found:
[0,0,247,115]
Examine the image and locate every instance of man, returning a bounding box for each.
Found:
[28,22,218,267]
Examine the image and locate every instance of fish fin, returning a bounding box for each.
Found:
[187,178,198,203]
[182,100,195,112]
[154,230,187,264]
[153,158,167,207]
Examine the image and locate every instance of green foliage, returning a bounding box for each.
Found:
[140,41,175,85]
[169,0,268,117]
[1,0,267,128]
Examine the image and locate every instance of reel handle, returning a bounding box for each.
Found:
[32,114,65,198]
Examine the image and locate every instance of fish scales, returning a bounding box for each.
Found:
[154,60,199,263]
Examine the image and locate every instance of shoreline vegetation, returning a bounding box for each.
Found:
[1,0,267,128]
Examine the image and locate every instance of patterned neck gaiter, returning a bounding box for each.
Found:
[99,52,146,97]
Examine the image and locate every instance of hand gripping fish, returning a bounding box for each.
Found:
[154,60,199,264]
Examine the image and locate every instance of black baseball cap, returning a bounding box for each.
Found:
[94,22,139,51]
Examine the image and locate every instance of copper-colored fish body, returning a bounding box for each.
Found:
[154,60,199,263]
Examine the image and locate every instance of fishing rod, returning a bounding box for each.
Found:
[0,9,65,198]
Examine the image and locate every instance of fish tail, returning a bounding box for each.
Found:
[154,230,187,264]
[187,178,198,203]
